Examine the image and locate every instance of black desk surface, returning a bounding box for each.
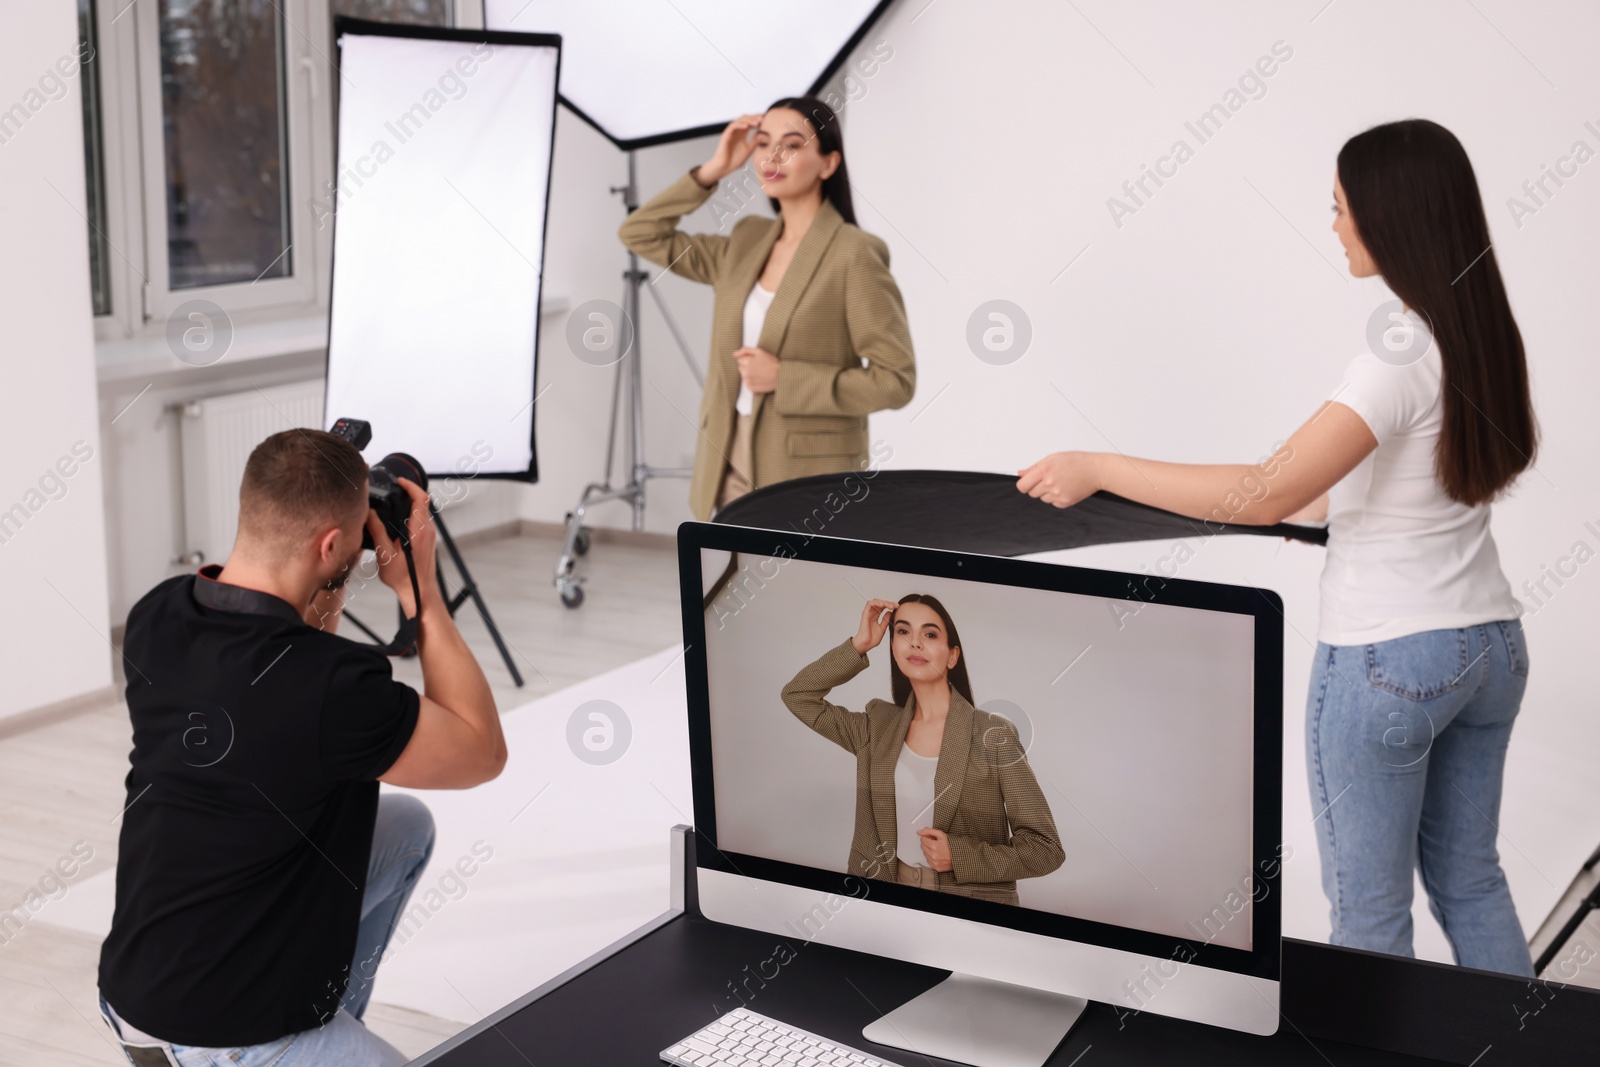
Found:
[410,823,1600,1067]
[414,911,1431,1067]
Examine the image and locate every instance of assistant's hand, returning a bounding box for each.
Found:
[697,113,765,187]
[1016,452,1103,509]
[852,598,900,656]
[366,477,439,615]
[733,346,779,394]
[917,828,953,872]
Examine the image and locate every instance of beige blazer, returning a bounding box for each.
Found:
[780,637,1065,900]
[618,169,916,520]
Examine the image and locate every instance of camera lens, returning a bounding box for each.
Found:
[366,453,428,548]
[372,453,427,491]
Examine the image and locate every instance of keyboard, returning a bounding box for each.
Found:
[660,1006,909,1067]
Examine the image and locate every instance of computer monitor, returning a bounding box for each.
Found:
[677,520,1284,1066]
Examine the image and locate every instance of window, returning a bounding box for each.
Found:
[90,0,475,340]
[333,0,452,25]
[158,0,293,289]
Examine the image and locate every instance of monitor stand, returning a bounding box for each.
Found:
[861,971,1088,1067]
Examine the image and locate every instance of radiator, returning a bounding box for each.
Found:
[178,379,325,566]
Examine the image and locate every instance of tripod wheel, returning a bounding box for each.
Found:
[559,583,585,609]
[573,527,591,557]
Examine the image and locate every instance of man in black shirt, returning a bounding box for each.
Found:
[97,429,506,1066]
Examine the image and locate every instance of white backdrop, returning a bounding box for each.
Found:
[728,0,1597,969]
[702,551,1260,951]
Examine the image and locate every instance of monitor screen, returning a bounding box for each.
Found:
[684,527,1283,977]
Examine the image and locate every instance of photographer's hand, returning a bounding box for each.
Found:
[372,478,505,790]
[366,477,440,617]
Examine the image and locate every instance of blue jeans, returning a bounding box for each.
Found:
[100,793,436,1067]
[1306,619,1533,976]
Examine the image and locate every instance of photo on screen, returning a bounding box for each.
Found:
[700,547,1262,952]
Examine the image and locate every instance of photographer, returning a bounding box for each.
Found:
[96,429,506,1066]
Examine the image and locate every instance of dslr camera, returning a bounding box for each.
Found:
[328,417,428,550]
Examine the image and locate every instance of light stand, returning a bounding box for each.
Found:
[553,149,707,608]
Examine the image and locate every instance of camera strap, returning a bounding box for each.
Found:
[381,537,424,658]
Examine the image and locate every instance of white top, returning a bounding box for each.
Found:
[894,743,940,868]
[1318,340,1519,645]
[736,282,777,416]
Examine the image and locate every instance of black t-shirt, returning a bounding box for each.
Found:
[99,566,419,1047]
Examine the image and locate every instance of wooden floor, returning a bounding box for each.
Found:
[0,525,682,1065]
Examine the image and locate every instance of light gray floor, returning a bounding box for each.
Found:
[0,525,681,1065]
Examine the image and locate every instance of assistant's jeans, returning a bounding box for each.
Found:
[100,793,436,1067]
[1306,618,1534,976]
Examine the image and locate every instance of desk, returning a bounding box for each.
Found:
[409,828,1600,1066]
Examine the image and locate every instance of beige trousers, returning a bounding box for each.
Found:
[714,412,756,512]
[891,858,1021,905]
[894,861,941,890]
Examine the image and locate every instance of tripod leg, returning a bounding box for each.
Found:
[629,260,646,533]
[433,509,525,687]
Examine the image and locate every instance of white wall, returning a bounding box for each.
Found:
[0,1,115,719]
[98,356,527,625]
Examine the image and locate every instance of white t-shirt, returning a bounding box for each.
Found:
[1318,343,1519,645]
[736,282,777,416]
[894,743,940,868]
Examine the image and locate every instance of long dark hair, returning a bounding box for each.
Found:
[763,95,856,225]
[888,594,974,709]
[1337,119,1538,506]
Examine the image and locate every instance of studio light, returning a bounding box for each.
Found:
[324,18,561,480]
[485,0,892,148]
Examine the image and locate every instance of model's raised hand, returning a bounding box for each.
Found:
[697,113,766,186]
[851,598,900,655]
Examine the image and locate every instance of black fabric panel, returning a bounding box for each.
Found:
[712,470,1328,554]
[1282,936,1600,1065]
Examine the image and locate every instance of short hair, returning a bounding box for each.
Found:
[238,429,367,555]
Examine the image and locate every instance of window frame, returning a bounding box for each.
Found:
[132,0,318,319]
[91,0,483,349]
